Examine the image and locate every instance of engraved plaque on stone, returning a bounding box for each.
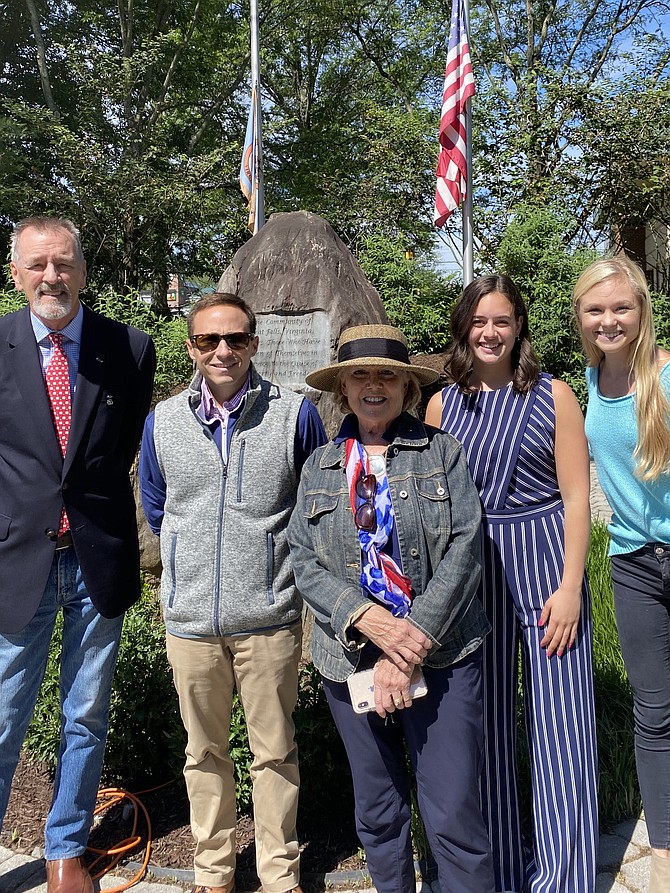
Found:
[254,311,331,390]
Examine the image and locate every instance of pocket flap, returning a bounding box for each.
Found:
[414,475,450,501]
[304,491,340,520]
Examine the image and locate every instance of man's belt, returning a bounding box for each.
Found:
[55,531,73,550]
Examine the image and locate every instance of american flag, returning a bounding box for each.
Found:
[434,0,475,228]
[239,87,258,232]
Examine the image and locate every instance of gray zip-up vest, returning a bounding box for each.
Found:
[154,369,304,638]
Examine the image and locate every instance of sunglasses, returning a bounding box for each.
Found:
[189,332,254,353]
[355,473,377,531]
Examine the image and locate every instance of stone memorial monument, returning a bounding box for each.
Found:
[217,209,388,434]
[139,211,389,578]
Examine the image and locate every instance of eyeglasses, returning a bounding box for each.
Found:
[189,332,254,353]
[355,473,377,531]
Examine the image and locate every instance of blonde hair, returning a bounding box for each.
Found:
[333,370,421,416]
[573,255,670,480]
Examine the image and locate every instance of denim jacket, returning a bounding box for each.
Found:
[287,412,490,682]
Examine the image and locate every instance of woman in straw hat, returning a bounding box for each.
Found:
[287,325,495,893]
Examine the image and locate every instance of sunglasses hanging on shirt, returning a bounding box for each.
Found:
[355,473,378,531]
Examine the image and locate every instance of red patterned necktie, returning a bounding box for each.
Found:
[46,333,71,535]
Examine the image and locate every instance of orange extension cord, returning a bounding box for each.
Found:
[85,785,156,892]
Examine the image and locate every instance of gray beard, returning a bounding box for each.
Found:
[33,288,73,321]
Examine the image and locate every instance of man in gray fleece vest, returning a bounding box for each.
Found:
[139,293,326,893]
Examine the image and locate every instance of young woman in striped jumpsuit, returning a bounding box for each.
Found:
[426,275,599,893]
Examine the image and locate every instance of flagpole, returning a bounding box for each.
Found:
[250,0,264,232]
[433,0,475,280]
[462,0,473,286]
[463,96,473,286]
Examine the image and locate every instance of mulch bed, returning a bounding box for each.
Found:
[1,753,364,882]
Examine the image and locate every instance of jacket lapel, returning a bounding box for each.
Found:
[6,309,62,471]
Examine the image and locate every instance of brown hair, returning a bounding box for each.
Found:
[445,275,540,394]
[188,292,256,336]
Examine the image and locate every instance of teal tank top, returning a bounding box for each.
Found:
[585,363,670,555]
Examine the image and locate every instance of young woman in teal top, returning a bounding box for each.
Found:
[574,255,670,893]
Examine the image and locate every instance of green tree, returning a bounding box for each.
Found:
[1,0,453,307]
[4,0,668,318]
[259,0,444,252]
[578,78,670,252]
[467,0,670,257]
[357,233,458,352]
[0,0,251,300]
[0,0,459,310]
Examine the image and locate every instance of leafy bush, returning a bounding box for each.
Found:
[356,233,460,354]
[89,289,192,402]
[22,523,640,856]
[0,288,24,317]
[294,662,353,818]
[587,520,639,823]
[23,614,63,767]
[104,590,185,786]
[651,289,670,351]
[228,694,253,811]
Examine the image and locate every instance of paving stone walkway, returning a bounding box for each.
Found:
[0,816,657,893]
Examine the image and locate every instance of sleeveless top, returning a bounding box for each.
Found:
[585,363,670,555]
[440,372,560,515]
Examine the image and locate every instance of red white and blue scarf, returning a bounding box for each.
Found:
[344,438,413,618]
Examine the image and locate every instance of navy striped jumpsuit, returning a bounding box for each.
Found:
[438,373,598,893]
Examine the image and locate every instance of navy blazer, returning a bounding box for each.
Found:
[0,304,156,633]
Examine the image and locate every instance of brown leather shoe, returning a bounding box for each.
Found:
[45,857,93,893]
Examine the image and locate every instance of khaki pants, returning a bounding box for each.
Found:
[167,623,302,891]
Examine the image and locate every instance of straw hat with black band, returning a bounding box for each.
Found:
[305,325,439,391]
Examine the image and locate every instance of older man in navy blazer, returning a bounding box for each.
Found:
[0,217,155,893]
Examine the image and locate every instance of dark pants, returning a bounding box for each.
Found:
[324,651,495,893]
[612,543,670,850]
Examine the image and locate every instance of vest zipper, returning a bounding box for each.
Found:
[237,440,246,502]
[212,449,228,638]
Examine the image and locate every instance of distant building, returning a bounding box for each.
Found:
[138,276,215,309]
[167,274,200,309]
[615,219,670,294]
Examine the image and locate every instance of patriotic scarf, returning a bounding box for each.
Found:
[344,438,413,618]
